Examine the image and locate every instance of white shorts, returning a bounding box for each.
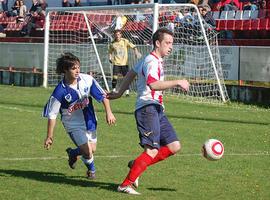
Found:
[68,129,97,146]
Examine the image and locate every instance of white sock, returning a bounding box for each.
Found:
[81,155,94,165]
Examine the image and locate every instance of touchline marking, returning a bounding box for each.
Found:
[0,153,269,161]
[0,105,37,113]
[0,155,130,161]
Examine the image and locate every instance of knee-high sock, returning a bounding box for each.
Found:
[70,147,81,157]
[149,146,174,166]
[121,152,153,187]
[81,156,95,172]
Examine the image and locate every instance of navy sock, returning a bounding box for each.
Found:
[81,156,95,172]
[70,147,81,157]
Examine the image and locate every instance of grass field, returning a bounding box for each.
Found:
[0,85,269,200]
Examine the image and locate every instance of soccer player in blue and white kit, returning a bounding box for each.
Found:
[43,52,116,179]
[108,28,190,194]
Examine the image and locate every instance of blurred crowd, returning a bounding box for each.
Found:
[0,0,48,37]
[0,0,269,38]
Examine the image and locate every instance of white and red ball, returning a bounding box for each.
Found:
[202,139,224,161]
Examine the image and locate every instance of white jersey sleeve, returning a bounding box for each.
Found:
[43,96,61,119]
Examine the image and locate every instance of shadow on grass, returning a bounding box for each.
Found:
[0,169,118,192]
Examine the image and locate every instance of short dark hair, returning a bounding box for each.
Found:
[114,29,122,34]
[56,52,80,74]
[152,28,174,48]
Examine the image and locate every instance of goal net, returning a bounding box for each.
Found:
[43,3,229,103]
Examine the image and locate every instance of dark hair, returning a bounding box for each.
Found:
[152,28,174,48]
[114,29,122,34]
[74,0,81,6]
[56,52,80,74]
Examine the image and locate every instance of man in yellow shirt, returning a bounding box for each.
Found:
[109,29,141,96]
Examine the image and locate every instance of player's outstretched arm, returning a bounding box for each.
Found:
[44,119,56,150]
[149,79,189,92]
[134,48,142,59]
[102,98,116,125]
[107,69,137,99]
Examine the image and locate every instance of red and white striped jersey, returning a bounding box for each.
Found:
[133,52,164,111]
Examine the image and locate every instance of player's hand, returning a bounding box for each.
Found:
[106,91,122,100]
[136,52,142,59]
[178,80,189,92]
[44,137,53,150]
[106,112,116,125]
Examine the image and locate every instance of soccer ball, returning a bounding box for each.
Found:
[202,139,224,161]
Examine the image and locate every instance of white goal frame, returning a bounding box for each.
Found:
[43,3,229,103]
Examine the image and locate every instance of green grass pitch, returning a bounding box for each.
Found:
[0,85,269,200]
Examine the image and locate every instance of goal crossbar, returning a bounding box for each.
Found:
[43,3,229,103]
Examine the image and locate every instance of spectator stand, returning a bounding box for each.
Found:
[0,1,269,43]
[48,12,113,44]
[213,2,270,40]
[4,15,31,37]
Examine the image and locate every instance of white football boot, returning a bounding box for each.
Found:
[117,185,141,195]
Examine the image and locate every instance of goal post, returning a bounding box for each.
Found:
[82,12,110,91]
[43,4,154,90]
[43,3,229,103]
[157,4,229,103]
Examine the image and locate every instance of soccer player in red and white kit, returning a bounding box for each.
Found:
[43,52,116,179]
[108,28,190,195]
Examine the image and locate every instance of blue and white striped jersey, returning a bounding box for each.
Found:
[43,73,105,132]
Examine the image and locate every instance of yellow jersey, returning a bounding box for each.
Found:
[109,38,136,66]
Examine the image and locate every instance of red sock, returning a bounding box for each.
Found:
[121,152,153,186]
[149,146,174,166]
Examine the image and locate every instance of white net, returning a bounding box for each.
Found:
[157,5,228,102]
[44,3,229,103]
[45,11,110,89]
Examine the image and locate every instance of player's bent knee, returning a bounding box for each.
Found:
[90,143,97,153]
[175,142,181,153]
[169,141,181,154]
[82,152,93,160]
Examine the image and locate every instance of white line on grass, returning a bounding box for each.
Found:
[0,105,38,113]
[0,153,269,161]
[0,155,130,161]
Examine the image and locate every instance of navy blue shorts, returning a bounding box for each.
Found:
[135,104,179,149]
